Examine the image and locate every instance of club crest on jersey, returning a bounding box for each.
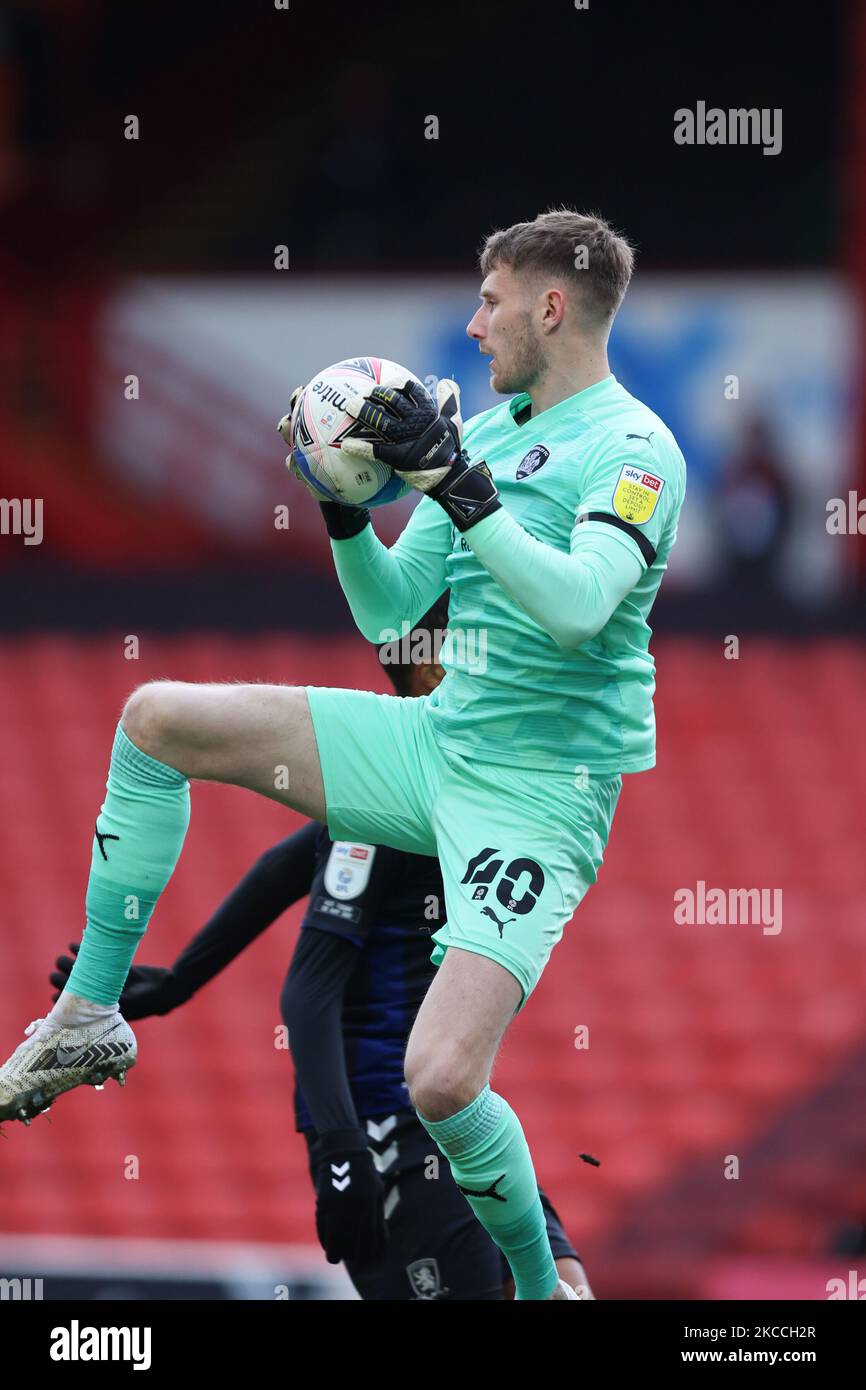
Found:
[516,444,550,480]
[324,842,376,900]
[406,1258,448,1300]
[612,463,665,525]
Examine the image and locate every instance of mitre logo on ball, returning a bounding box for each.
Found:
[291,357,429,508]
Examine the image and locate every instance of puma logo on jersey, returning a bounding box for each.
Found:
[626,430,655,447]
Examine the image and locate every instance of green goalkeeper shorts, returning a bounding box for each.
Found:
[305,686,621,1010]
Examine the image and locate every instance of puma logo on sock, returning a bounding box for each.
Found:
[95,823,120,861]
[456,1173,507,1202]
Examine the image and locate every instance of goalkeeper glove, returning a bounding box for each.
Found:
[50,942,191,1021]
[277,387,370,540]
[341,377,500,533]
[311,1128,390,1265]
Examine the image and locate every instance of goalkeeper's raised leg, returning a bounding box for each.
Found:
[0,682,327,1124]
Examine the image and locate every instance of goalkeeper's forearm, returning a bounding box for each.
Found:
[464,508,644,650]
[329,525,432,641]
[325,496,450,642]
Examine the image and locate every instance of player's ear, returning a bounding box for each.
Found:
[420,662,445,694]
[541,286,565,332]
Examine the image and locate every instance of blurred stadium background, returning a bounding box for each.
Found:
[1,0,865,1300]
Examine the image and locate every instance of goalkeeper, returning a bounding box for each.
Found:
[1,208,686,1302]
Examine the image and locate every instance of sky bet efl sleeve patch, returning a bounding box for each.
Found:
[612,464,665,525]
[324,841,377,900]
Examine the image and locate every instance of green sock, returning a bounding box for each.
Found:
[417,1084,559,1300]
[66,724,190,1005]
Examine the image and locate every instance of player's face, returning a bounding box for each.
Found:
[467,266,547,394]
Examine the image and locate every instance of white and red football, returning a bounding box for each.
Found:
[290,356,427,507]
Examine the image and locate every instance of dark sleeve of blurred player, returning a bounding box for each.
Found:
[280,847,384,1135]
[281,832,400,1265]
[166,823,321,997]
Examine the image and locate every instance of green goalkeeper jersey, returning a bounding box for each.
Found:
[333,373,686,775]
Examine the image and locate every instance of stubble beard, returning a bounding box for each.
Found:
[491,313,548,396]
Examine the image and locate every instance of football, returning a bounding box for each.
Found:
[290,356,425,507]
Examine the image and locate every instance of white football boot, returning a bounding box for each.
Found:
[0,1014,136,1125]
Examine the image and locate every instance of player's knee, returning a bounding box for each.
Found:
[406,1055,478,1122]
[122,682,185,759]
